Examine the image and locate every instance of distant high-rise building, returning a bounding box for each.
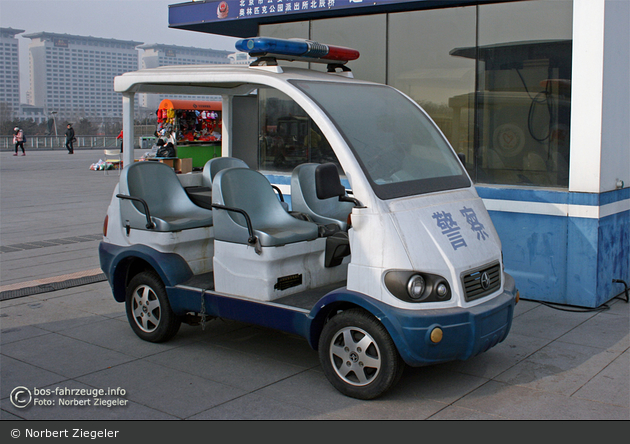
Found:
[0,27,24,115]
[137,43,231,110]
[23,32,142,122]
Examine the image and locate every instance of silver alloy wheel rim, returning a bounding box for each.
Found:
[131,284,161,333]
[329,326,381,386]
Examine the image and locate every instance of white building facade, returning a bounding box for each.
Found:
[0,27,24,115]
[23,32,142,122]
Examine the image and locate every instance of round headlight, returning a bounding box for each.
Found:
[436,283,448,298]
[407,274,425,300]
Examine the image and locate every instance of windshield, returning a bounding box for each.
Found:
[291,81,471,199]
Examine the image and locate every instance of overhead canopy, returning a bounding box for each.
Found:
[158,99,222,111]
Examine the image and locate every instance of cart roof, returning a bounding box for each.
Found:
[114,64,369,96]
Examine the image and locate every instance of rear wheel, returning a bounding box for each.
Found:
[125,271,181,343]
[318,308,404,400]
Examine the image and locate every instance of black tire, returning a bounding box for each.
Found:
[318,308,404,400]
[125,270,181,343]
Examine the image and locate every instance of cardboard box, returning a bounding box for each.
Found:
[144,157,192,174]
[176,158,192,174]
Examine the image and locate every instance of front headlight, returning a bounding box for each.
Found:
[407,274,426,300]
[384,270,451,303]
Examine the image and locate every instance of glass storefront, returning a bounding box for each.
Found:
[475,0,573,187]
[260,0,573,188]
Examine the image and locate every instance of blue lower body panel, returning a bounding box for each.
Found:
[168,286,311,339]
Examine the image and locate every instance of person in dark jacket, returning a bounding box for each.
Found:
[65,123,75,154]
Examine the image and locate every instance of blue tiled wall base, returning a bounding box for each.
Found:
[488,210,570,304]
[478,187,629,308]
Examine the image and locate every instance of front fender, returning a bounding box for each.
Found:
[307,288,409,353]
[308,278,517,366]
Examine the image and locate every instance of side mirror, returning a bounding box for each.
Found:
[315,163,363,207]
[457,153,466,165]
[315,163,346,200]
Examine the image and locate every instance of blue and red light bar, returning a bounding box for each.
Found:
[235,37,360,64]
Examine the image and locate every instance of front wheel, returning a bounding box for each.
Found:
[125,271,181,343]
[318,308,404,400]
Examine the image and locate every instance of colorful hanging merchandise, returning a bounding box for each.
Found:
[156,99,222,144]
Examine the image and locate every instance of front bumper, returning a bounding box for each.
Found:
[386,273,518,366]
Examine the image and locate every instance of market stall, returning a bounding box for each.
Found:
[157,99,222,168]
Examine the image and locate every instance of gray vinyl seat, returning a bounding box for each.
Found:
[119,161,214,231]
[212,167,319,247]
[291,163,355,231]
[201,157,249,188]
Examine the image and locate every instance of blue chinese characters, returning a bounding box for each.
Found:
[432,206,488,250]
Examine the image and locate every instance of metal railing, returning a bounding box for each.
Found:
[0,135,120,151]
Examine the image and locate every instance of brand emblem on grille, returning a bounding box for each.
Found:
[480,272,490,290]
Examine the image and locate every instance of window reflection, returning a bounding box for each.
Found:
[258,88,338,173]
[475,0,573,187]
[388,7,476,176]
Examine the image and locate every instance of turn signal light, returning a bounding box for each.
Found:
[430,327,443,343]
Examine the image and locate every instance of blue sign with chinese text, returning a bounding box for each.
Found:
[169,0,491,37]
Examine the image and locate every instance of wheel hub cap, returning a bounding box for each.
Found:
[132,284,161,333]
[329,326,381,386]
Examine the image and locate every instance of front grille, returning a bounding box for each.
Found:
[462,262,501,302]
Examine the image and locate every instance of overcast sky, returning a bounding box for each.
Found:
[0,0,239,101]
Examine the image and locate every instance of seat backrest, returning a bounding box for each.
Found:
[212,167,318,246]
[291,163,355,230]
[201,157,248,188]
[119,161,209,231]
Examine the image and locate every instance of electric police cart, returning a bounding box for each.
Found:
[100,38,519,400]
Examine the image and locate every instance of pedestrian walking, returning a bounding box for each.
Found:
[13,127,26,156]
[117,129,123,153]
[65,123,75,154]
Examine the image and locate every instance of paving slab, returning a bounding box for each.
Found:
[454,380,629,420]
[144,341,311,392]
[198,324,321,368]
[572,350,630,408]
[187,392,323,420]
[439,331,553,379]
[387,364,489,405]
[1,356,68,401]
[0,300,108,333]
[0,324,50,345]
[427,405,508,420]
[493,340,622,396]
[1,332,135,380]
[509,303,598,340]
[58,317,200,359]
[76,359,247,419]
